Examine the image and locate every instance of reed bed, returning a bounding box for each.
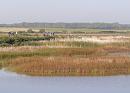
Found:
[29,40,130,49]
[0,47,105,60]
[5,56,130,76]
[0,39,130,76]
[41,41,101,48]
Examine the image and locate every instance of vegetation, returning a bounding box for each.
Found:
[1,22,130,30]
[0,27,130,76]
[0,36,54,46]
[39,29,46,33]
[5,56,130,76]
[27,29,34,33]
[0,44,130,76]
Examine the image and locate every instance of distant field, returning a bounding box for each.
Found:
[0,27,102,32]
[0,27,29,32]
[0,27,129,33]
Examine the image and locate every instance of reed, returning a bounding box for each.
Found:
[0,40,130,76]
[5,56,130,76]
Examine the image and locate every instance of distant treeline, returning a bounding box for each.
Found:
[1,22,130,30]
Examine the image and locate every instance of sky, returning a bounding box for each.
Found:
[0,0,129,24]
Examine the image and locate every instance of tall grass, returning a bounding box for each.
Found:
[0,48,104,60]
[33,41,102,48]
[1,40,130,76]
[5,56,130,76]
[0,47,106,71]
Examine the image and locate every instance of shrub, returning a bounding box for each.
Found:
[27,29,34,33]
[39,29,45,33]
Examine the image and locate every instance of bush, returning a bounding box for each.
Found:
[39,29,45,33]
[0,36,55,46]
[27,29,34,33]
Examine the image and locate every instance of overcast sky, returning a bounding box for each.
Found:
[0,0,129,24]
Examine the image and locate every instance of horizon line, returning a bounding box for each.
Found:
[0,22,129,25]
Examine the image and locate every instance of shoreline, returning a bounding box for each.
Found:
[1,68,130,77]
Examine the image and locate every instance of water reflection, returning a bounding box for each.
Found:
[0,70,130,93]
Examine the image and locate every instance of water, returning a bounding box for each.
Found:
[0,70,130,93]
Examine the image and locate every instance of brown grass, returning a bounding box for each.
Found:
[1,40,130,76]
[5,56,130,76]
